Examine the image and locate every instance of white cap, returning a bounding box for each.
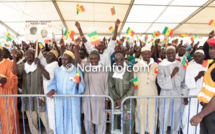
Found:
[141,46,151,52]
[166,46,176,51]
[194,50,204,55]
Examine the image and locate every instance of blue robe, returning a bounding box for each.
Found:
[47,66,85,134]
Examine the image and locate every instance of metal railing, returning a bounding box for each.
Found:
[0,94,115,134]
[0,95,202,134]
[120,96,201,134]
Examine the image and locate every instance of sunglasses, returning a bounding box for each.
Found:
[115,58,123,61]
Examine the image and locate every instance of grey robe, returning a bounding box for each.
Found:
[157,60,188,134]
[18,63,45,112]
[81,61,109,125]
[108,69,135,134]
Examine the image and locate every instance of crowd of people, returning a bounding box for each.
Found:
[0,19,215,134]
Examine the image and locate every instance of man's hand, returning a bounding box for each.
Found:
[12,40,17,46]
[39,98,44,106]
[115,19,120,27]
[117,98,123,107]
[118,37,124,46]
[11,49,18,59]
[105,100,109,109]
[209,30,214,39]
[171,67,179,78]
[198,71,205,78]
[59,38,64,46]
[75,21,81,29]
[194,41,200,49]
[155,39,160,45]
[0,77,7,84]
[74,38,81,46]
[46,89,56,98]
[34,58,41,65]
[172,39,178,46]
[190,114,203,126]
[183,98,188,105]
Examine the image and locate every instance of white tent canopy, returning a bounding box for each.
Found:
[0,0,215,38]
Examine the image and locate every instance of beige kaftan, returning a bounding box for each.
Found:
[134,62,158,134]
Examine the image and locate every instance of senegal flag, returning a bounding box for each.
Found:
[126,27,135,37]
[162,27,173,37]
[109,26,115,34]
[110,6,116,15]
[74,68,81,83]
[5,31,13,41]
[64,29,75,40]
[181,56,188,69]
[131,77,138,90]
[209,20,215,27]
[77,4,85,15]
[88,31,100,45]
[39,42,43,49]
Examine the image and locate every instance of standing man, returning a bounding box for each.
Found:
[13,49,50,134]
[182,50,206,134]
[190,38,215,134]
[35,50,59,133]
[0,46,20,134]
[46,50,85,134]
[157,46,188,134]
[108,51,135,134]
[74,19,121,134]
[134,46,159,134]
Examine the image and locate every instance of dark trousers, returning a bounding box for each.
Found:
[200,104,215,134]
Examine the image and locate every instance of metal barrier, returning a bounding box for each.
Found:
[0,94,115,134]
[120,96,201,134]
[0,95,202,134]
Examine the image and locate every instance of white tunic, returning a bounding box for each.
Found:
[157,59,188,134]
[182,62,207,134]
[43,61,59,131]
[84,39,115,67]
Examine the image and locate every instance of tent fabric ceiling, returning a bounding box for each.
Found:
[0,0,214,38]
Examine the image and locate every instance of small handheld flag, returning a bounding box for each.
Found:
[152,31,161,38]
[181,56,188,69]
[144,34,148,42]
[190,34,197,41]
[179,33,189,38]
[154,67,159,74]
[109,26,115,34]
[162,27,173,37]
[126,27,135,37]
[74,68,81,83]
[64,29,75,41]
[77,4,85,15]
[38,42,44,49]
[131,77,138,90]
[110,6,116,15]
[209,20,215,27]
[88,31,100,45]
[5,30,13,41]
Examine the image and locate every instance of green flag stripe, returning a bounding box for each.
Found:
[162,27,168,34]
[88,31,97,37]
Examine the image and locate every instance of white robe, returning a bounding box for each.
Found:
[84,39,115,67]
[182,62,207,134]
[157,59,188,134]
[43,61,59,132]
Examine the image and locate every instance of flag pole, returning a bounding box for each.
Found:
[35,40,38,58]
